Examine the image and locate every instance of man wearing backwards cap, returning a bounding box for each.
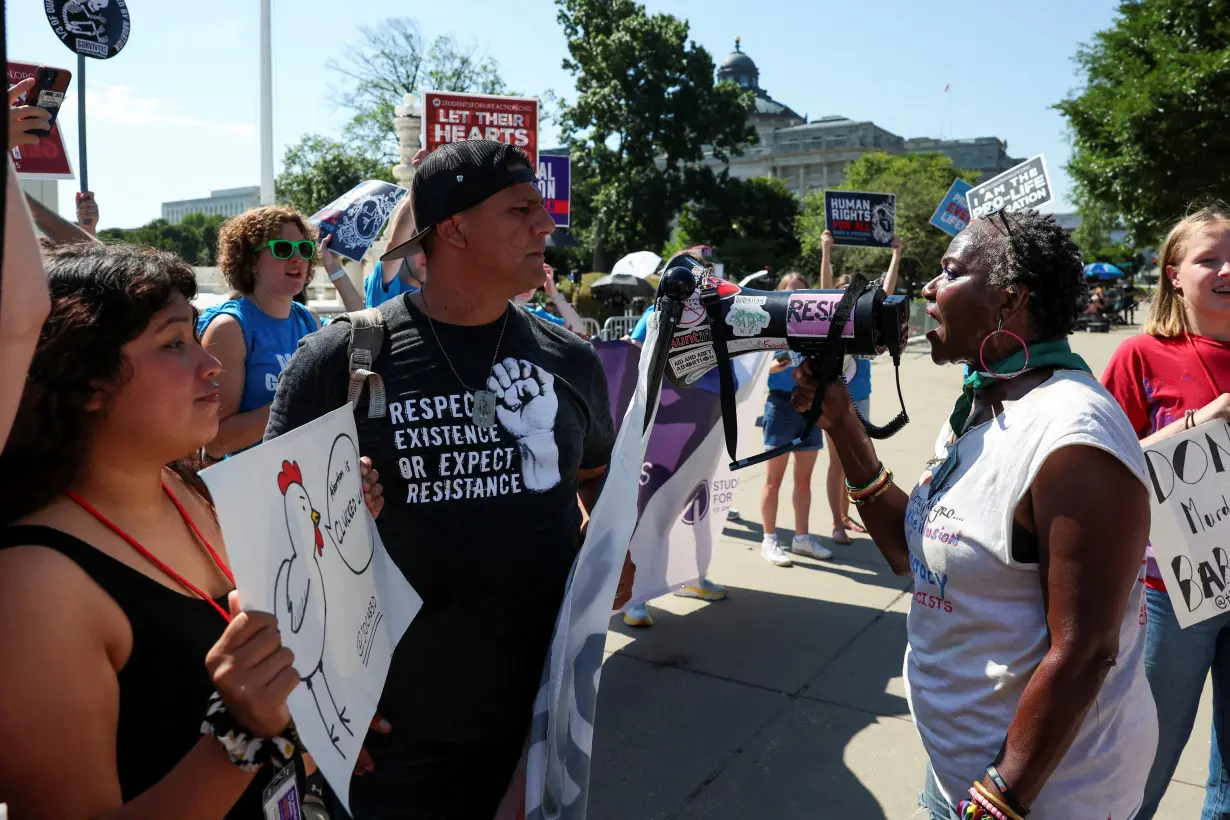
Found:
[265,140,622,819]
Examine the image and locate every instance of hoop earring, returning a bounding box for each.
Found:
[979,318,1028,380]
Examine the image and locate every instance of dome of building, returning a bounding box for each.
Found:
[717,37,759,90]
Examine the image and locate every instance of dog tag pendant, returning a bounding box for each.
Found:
[472,389,497,427]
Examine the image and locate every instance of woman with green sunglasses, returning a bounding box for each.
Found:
[197,206,323,458]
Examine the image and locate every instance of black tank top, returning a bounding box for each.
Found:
[0,526,300,818]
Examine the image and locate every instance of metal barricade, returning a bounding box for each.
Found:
[601,315,640,341]
[581,318,602,338]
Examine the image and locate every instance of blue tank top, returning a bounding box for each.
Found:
[364,261,417,308]
[197,298,318,413]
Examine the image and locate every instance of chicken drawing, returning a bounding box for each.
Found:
[274,460,353,756]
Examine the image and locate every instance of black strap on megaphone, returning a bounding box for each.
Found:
[712,274,909,472]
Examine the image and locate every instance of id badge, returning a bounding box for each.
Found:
[262,764,302,820]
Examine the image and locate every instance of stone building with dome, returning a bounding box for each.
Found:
[706,37,1023,195]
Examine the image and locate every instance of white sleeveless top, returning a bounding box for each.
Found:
[903,370,1157,818]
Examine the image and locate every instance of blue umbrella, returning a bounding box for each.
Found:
[1084,262,1125,280]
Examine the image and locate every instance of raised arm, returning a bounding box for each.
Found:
[321,235,365,313]
[543,267,587,336]
[987,444,1149,810]
[24,192,98,246]
[883,235,903,295]
[819,230,835,289]
[1,160,51,450]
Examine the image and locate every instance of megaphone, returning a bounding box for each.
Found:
[649,253,911,470]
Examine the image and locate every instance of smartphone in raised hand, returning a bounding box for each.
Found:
[26,67,72,138]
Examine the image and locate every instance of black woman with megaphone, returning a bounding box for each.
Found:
[786,211,1155,819]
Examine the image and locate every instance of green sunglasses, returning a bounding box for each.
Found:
[263,239,316,260]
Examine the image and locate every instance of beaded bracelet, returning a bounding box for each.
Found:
[200,690,299,772]
[973,781,1025,820]
[969,787,1009,820]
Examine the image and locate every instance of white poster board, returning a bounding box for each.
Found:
[1144,419,1230,628]
[201,404,422,811]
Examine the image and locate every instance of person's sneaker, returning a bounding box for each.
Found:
[623,602,653,628]
[761,535,793,567]
[727,508,742,521]
[675,578,728,601]
[792,534,834,560]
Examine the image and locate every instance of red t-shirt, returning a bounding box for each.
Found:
[1102,332,1230,590]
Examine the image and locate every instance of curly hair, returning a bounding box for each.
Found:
[216,205,318,295]
[979,210,1087,340]
[0,243,210,526]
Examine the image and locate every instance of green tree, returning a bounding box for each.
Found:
[797,152,980,296]
[1055,0,1230,245]
[98,212,229,265]
[327,18,512,165]
[275,134,394,216]
[556,0,758,271]
[676,174,801,278]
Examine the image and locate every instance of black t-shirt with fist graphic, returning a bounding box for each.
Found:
[266,293,614,752]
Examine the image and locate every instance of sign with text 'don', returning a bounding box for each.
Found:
[423,90,539,168]
[1145,419,1230,628]
[824,190,896,248]
[966,155,1053,221]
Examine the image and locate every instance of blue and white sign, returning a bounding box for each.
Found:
[538,155,570,228]
[310,180,409,263]
[929,178,973,236]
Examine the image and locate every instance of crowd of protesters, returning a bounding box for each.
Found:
[6,64,1230,820]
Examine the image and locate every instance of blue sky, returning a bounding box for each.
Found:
[8,0,1120,230]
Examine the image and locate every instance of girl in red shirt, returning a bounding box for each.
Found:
[1102,204,1230,819]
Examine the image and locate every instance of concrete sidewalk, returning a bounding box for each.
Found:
[587,326,1213,819]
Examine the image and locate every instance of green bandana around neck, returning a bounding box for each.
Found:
[946,339,1092,436]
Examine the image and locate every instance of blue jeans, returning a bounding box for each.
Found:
[1139,585,1230,819]
[918,763,960,820]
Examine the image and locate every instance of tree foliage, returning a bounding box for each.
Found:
[327,18,512,164]
[275,134,394,216]
[556,0,757,270]
[98,212,228,266]
[1055,0,1230,245]
[798,152,980,296]
[676,174,801,278]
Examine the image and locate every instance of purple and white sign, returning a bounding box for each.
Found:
[786,293,856,338]
[537,155,571,228]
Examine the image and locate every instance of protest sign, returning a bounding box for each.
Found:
[824,191,896,248]
[929,178,973,236]
[966,155,1053,221]
[201,405,422,812]
[1143,420,1230,628]
[538,155,570,228]
[45,0,131,59]
[7,61,75,180]
[423,90,539,167]
[310,180,408,263]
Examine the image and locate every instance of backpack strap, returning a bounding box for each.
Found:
[336,308,387,419]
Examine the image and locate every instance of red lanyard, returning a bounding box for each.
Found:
[1188,333,1224,401]
[66,483,235,623]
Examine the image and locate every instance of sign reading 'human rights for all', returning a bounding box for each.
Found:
[423,90,539,167]
[966,155,1053,221]
[824,190,896,248]
[1145,420,1230,628]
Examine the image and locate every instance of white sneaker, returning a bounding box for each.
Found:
[792,534,834,560]
[761,536,793,567]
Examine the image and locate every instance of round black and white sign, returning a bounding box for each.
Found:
[45,0,132,60]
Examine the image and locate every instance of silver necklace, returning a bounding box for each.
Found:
[419,287,509,427]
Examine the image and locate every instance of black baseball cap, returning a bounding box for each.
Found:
[381,140,538,261]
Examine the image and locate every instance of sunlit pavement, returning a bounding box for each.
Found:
[588,324,1210,819]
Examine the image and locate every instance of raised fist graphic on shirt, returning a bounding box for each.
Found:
[487,358,562,492]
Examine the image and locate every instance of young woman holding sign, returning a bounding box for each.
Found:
[0,242,384,818]
[1103,204,1230,819]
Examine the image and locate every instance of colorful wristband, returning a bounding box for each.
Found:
[200,690,299,772]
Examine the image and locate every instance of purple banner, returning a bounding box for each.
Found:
[538,155,570,228]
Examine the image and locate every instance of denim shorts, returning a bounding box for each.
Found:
[763,391,824,450]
